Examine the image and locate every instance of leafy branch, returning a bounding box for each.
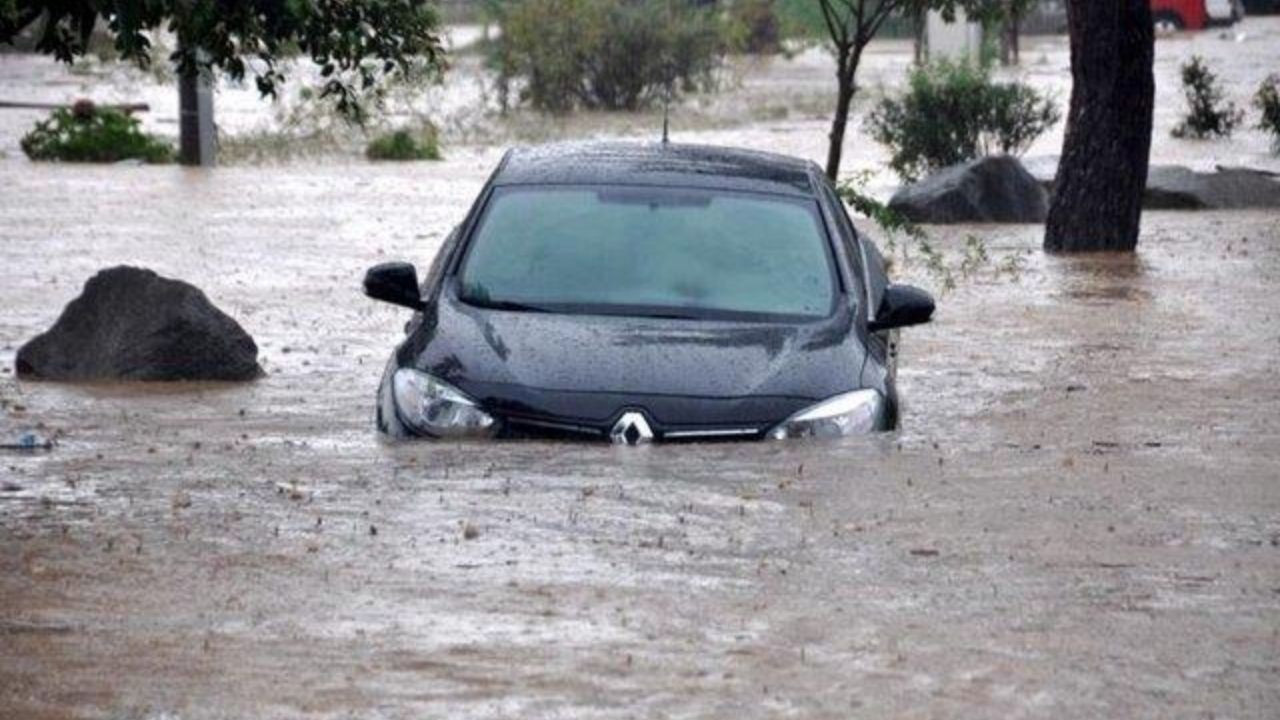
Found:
[1,0,446,123]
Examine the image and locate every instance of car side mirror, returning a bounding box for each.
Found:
[869,284,934,332]
[364,262,425,310]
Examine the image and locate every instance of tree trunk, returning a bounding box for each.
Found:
[913,9,925,65]
[825,49,861,180]
[1000,20,1013,65]
[178,68,216,166]
[825,82,853,180]
[1011,14,1020,64]
[177,34,216,167]
[1000,11,1021,65]
[1044,0,1154,252]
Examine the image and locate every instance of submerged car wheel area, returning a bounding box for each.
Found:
[365,142,935,444]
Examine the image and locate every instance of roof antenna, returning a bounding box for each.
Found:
[661,57,673,145]
[661,91,670,145]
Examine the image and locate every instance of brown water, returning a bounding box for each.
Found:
[1,158,1278,719]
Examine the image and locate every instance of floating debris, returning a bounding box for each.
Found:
[0,432,54,451]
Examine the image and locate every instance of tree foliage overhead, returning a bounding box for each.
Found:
[0,0,445,121]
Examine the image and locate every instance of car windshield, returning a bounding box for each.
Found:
[457,185,837,321]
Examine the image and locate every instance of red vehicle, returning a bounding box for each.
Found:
[1152,0,1209,30]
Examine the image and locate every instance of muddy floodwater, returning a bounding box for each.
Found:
[2,164,1278,719]
[2,19,1280,720]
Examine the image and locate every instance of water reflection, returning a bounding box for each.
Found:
[1047,251,1152,304]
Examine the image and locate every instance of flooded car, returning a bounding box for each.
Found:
[364,142,934,443]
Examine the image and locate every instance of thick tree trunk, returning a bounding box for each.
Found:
[1044,0,1154,252]
[178,68,216,166]
[177,36,216,167]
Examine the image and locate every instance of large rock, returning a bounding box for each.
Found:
[1022,156,1280,209]
[888,156,1048,224]
[1020,155,1060,194]
[1145,165,1280,209]
[16,266,262,381]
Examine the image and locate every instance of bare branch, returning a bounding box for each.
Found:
[865,0,910,42]
[2,5,44,35]
[817,0,851,50]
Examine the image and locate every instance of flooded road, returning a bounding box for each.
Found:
[1,158,1278,718]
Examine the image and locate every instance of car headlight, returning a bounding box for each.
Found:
[768,389,885,440]
[392,368,497,438]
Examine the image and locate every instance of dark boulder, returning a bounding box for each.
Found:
[1145,165,1280,209]
[1024,157,1280,209]
[16,266,262,381]
[888,156,1049,224]
[1020,155,1061,194]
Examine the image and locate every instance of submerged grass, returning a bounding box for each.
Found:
[366,125,441,161]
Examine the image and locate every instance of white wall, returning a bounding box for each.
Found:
[925,8,983,63]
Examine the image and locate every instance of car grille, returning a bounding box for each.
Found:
[497,413,764,443]
[499,415,607,440]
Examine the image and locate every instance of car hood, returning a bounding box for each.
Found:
[398,295,866,427]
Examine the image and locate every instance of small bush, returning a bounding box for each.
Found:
[1172,56,1243,139]
[1255,74,1280,154]
[867,60,1059,182]
[20,103,173,163]
[728,0,782,54]
[491,0,725,113]
[365,125,442,161]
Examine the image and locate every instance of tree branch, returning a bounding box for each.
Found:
[1,5,44,36]
[865,0,909,42]
[817,0,850,50]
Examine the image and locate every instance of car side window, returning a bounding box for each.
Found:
[820,181,886,318]
[861,236,889,319]
[422,225,461,300]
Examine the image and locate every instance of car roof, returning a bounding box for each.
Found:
[492,141,820,197]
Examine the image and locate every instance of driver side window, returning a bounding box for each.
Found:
[821,181,888,318]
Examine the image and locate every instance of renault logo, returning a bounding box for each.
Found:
[610,411,653,446]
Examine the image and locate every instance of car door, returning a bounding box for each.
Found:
[818,181,897,377]
[859,236,900,380]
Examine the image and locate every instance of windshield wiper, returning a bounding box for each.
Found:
[466,297,555,314]
[630,310,702,320]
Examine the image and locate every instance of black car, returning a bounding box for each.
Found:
[364,142,934,444]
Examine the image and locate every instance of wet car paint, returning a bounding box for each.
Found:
[374,143,906,441]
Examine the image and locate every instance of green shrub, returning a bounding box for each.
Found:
[1172,56,1242,139]
[867,59,1059,182]
[1255,74,1280,154]
[20,103,173,163]
[491,0,725,113]
[365,125,442,161]
[728,0,782,54]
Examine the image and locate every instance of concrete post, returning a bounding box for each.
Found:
[178,63,215,166]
